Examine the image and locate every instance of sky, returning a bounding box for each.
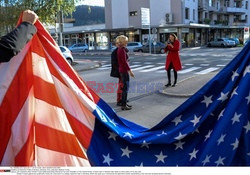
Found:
[78,0,105,7]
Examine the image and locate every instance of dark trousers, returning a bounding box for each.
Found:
[167,62,177,84]
[117,77,122,103]
[120,73,129,106]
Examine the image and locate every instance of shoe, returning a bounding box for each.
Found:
[126,103,132,107]
[165,83,171,87]
[172,82,177,87]
[116,102,122,106]
[121,105,132,110]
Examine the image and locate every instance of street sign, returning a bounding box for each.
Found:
[152,28,157,34]
[141,8,150,29]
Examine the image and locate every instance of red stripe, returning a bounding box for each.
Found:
[15,120,35,166]
[65,111,93,149]
[35,122,87,159]
[0,52,33,163]
[33,76,63,108]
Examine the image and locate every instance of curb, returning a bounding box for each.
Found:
[159,72,217,97]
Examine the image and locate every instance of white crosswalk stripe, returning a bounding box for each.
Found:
[132,65,155,71]
[140,66,165,72]
[195,67,219,75]
[178,67,201,74]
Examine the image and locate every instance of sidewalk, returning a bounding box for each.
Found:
[72,58,218,97]
[159,72,217,97]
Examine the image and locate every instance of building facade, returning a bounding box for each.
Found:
[51,0,250,50]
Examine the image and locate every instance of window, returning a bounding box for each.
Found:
[129,11,138,16]
[193,9,195,20]
[185,8,190,20]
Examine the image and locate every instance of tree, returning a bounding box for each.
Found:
[0,0,80,35]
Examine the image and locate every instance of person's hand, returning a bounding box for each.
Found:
[22,10,38,25]
[129,70,135,78]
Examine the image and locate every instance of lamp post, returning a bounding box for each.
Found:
[57,0,63,46]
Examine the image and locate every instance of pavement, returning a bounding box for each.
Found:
[72,56,217,97]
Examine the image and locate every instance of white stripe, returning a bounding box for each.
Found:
[130,64,141,68]
[216,64,226,67]
[132,65,155,71]
[195,67,219,75]
[178,67,201,74]
[35,146,90,166]
[52,76,95,130]
[35,99,74,134]
[1,89,35,166]
[0,43,31,104]
[140,66,165,72]
[200,64,209,66]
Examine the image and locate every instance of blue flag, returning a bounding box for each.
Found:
[87,42,250,166]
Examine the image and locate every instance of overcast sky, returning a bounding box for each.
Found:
[78,0,104,7]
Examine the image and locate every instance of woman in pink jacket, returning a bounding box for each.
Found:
[164,33,182,87]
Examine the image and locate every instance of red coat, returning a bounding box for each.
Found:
[165,39,182,71]
[117,47,130,73]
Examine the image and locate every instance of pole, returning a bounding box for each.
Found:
[58,3,63,46]
[149,27,151,54]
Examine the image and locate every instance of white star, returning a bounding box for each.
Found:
[108,131,118,141]
[157,130,168,136]
[218,109,225,120]
[243,65,250,77]
[190,115,201,127]
[231,112,241,124]
[243,121,250,134]
[123,132,133,139]
[204,130,213,142]
[201,95,213,107]
[155,151,168,163]
[171,115,182,126]
[217,134,226,145]
[231,70,239,81]
[215,156,226,166]
[141,140,151,149]
[121,146,133,158]
[189,148,199,161]
[248,153,250,156]
[246,92,250,105]
[109,119,118,127]
[231,138,239,150]
[217,92,229,102]
[202,155,212,166]
[230,87,238,98]
[102,153,114,166]
[174,140,185,150]
[174,132,187,140]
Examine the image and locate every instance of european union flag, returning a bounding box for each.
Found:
[87,42,250,166]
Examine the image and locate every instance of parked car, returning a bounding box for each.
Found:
[207,38,235,47]
[133,42,166,54]
[68,43,89,52]
[59,46,74,65]
[126,42,143,52]
[228,37,240,46]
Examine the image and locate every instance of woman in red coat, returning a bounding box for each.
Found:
[165,33,182,87]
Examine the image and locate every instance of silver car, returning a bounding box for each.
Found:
[68,43,89,52]
[59,46,74,65]
[207,38,235,47]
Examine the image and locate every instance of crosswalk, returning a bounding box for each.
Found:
[97,62,225,75]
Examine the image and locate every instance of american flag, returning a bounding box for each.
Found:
[0,18,249,166]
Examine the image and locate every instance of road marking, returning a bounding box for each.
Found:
[195,67,219,75]
[216,64,226,67]
[140,66,165,72]
[132,65,155,71]
[178,67,201,74]
[200,64,209,66]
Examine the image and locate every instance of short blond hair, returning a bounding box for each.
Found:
[116,35,128,47]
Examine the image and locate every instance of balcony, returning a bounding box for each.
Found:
[226,7,246,14]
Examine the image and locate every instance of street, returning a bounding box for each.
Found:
[76,46,243,128]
